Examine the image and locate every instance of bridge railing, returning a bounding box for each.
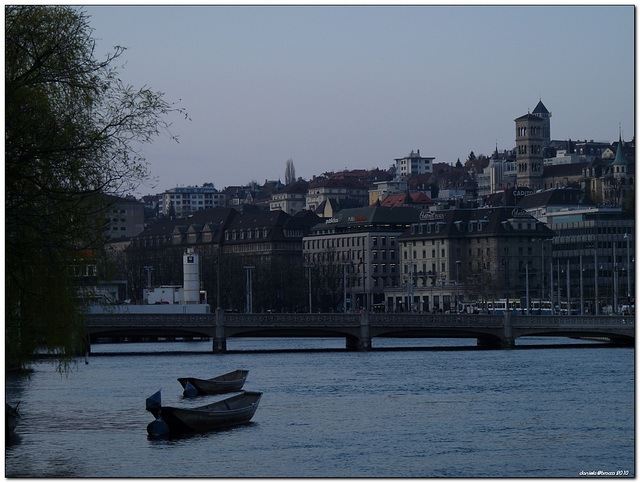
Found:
[224,313,361,327]
[87,313,214,328]
[512,314,634,327]
[370,313,504,327]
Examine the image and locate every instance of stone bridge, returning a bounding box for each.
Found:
[84,311,634,352]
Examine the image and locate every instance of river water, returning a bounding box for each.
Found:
[5,337,634,478]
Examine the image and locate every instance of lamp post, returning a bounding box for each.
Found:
[341,262,350,313]
[143,265,154,289]
[456,260,461,314]
[525,264,530,315]
[304,264,314,313]
[613,240,619,314]
[624,232,631,303]
[566,260,570,315]
[579,255,584,315]
[550,259,554,313]
[243,266,255,313]
[594,246,599,314]
[557,259,561,314]
[405,262,414,312]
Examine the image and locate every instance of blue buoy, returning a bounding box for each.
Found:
[183,381,198,398]
[147,417,170,437]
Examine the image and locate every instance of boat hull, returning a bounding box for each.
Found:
[147,391,262,436]
[177,369,248,395]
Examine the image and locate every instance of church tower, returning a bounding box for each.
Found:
[531,99,551,148]
[515,112,544,191]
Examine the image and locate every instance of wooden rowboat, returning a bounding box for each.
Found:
[177,369,249,396]
[145,390,262,437]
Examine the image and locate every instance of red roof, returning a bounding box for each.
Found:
[380,192,433,207]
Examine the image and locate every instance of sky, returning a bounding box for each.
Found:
[82,4,635,196]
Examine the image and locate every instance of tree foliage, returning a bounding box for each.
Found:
[5,6,184,371]
[284,158,296,185]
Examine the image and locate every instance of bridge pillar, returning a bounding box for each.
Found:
[502,311,515,348]
[357,310,372,351]
[476,312,515,349]
[213,308,227,353]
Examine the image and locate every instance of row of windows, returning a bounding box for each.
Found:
[225,228,271,241]
[305,237,364,250]
[517,126,542,137]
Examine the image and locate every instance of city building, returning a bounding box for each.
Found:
[515,112,544,191]
[395,149,434,178]
[476,148,517,198]
[157,185,225,217]
[126,207,319,311]
[518,189,634,313]
[388,207,554,313]
[368,179,408,205]
[380,192,434,210]
[582,134,634,210]
[303,205,420,311]
[103,194,145,240]
[531,99,551,148]
[270,180,309,215]
[305,177,369,213]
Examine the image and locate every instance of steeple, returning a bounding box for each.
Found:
[613,131,628,166]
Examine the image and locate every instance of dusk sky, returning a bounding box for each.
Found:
[83,5,635,196]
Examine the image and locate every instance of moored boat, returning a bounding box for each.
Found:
[6,402,20,444]
[177,369,249,396]
[145,390,262,437]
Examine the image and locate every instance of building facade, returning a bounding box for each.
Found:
[394,149,434,178]
[531,99,551,148]
[158,186,226,217]
[515,113,544,191]
[270,180,309,215]
[388,207,554,313]
[302,206,420,311]
[519,189,634,314]
[305,178,368,213]
[103,194,145,240]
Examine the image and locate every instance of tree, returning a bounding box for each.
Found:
[5,6,185,371]
[285,159,296,185]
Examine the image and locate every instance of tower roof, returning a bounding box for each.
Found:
[532,100,549,115]
[613,135,628,166]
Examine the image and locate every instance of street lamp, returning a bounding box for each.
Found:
[566,260,570,315]
[579,255,584,315]
[613,241,618,313]
[455,260,461,313]
[525,264,530,315]
[341,262,350,313]
[144,265,154,289]
[405,261,414,312]
[594,246,599,314]
[243,266,255,313]
[304,264,314,313]
[624,232,631,302]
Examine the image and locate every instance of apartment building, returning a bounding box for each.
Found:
[103,194,145,240]
[305,177,368,212]
[388,207,554,312]
[518,189,634,313]
[303,206,420,311]
[394,149,434,178]
[270,180,309,215]
[158,185,225,217]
